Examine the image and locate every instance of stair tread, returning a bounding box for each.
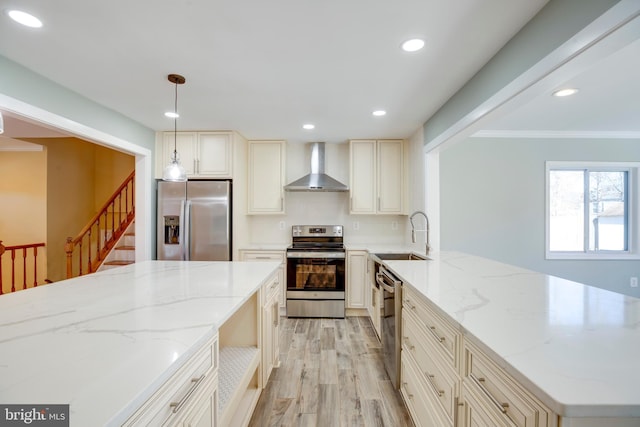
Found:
[104,260,134,266]
[115,245,136,250]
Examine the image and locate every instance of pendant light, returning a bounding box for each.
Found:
[162,74,187,182]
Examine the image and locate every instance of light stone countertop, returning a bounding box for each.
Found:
[0,260,280,427]
[383,251,640,419]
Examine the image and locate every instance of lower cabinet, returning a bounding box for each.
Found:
[261,273,280,385]
[124,271,281,427]
[123,335,219,427]
[401,283,556,427]
[346,250,368,309]
[239,250,286,311]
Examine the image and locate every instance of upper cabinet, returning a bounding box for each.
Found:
[349,139,405,214]
[247,140,286,214]
[156,131,234,179]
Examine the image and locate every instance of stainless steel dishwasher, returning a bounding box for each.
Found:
[376,265,402,389]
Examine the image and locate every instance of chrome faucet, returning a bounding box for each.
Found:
[409,210,430,256]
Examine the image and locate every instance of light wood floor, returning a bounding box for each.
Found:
[248,316,414,427]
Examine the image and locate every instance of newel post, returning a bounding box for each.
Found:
[65,237,74,279]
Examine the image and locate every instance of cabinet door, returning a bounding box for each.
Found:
[377,140,404,214]
[197,132,232,177]
[239,250,286,309]
[247,141,286,214]
[163,132,197,176]
[261,280,280,385]
[346,250,367,308]
[349,140,377,214]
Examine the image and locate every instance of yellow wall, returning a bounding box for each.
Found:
[0,149,47,293]
[94,144,135,211]
[7,138,134,283]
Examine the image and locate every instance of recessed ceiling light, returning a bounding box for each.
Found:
[552,88,579,97]
[401,38,425,52]
[7,10,43,28]
[302,124,315,130]
[164,112,179,118]
[372,110,386,117]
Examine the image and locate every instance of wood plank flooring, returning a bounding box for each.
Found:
[249,316,414,427]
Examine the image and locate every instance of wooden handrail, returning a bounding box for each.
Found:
[65,171,135,278]
[0,241,46,295]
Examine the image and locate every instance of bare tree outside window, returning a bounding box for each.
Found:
[549,168,628,254]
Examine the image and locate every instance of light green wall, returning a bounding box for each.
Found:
[440,138,640,297]
[0,55,155,150]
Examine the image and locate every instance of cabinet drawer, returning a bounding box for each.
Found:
[462,382,516,427]
[240,251,285,263]
[401,350,453,427]
[403,311,459,423]
[402,285,460,370]
[464,340,554,427]
[124,335,218,426]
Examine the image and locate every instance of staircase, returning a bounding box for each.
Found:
[65,170,135,278]
[98,221,135,272]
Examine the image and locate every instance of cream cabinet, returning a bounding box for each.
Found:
[349,139,404,214]
[156,131,233,179]
[239,250,286,310]
[247,140,286,214]
[401,285,462,427]
[367,256,381,338]
[346,250,368,309]
[123,334,219,427]
[400,283,557,427]
[461,340,556,427]
[261,273,280,385]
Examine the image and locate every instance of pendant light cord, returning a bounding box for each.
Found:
[173,79,178,157]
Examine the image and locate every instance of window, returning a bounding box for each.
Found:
[546,161,639,260]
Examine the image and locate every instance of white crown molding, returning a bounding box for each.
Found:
[471,130,640,139]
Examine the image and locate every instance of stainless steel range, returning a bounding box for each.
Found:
[286,225,345,318]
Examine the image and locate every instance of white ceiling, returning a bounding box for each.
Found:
[0,0,551,145]
[475,34,640,139]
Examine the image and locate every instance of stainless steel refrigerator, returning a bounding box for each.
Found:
[157,180,232,261]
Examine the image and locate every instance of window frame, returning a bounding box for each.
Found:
[545,161,640,260]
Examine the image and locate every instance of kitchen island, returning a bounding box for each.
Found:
[383,251,640,426]
[0,260,281,426]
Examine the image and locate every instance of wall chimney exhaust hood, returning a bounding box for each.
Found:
[284,142,349,192]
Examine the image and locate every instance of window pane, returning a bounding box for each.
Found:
[549,170,584,251]
[589,171,627,251]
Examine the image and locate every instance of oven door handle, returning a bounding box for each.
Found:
[376,271,397,293]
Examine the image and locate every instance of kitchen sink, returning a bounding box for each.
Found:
[372,252,429,261]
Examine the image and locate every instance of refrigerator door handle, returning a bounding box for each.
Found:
[184,200,192,260]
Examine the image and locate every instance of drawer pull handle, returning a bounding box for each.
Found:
[403,336,415,351]
[426,372,444,397]
[170,374,206,413]
[402,382,414,400]
[404,299,416,310]
[428,325,445,343]
[471,374,509,414]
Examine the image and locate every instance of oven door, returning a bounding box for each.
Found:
[286,252,346,318]
[286,253,345,292]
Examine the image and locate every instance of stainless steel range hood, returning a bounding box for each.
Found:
[284,142,349,192]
